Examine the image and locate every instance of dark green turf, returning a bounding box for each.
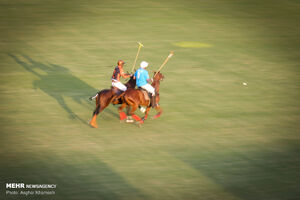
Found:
[1,0,300,199]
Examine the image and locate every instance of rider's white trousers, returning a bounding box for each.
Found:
[112,80,127,91]
[141,84,155,95]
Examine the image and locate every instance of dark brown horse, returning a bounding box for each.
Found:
[89,76,136,128]
[118,72,164,124]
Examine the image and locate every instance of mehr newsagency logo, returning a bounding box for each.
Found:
[6,183,57,196]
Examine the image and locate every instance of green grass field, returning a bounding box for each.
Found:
[1,0,300,199]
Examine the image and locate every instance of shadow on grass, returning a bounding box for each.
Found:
[8,54,119,124]
[172,140,300,200]
[0,152,147,200]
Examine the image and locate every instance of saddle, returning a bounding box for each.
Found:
[111,86,123,95]
[138,87,151,101]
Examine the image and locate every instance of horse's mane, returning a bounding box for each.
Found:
[125,76,136,88]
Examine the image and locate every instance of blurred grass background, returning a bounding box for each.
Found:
[0,0,300,199]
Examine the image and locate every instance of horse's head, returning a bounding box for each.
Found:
[153,71,164,82]
[125,73,136,88]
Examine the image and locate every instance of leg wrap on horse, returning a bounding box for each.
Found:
[119,112,127,121]
[132,114,142,122]
[89,115,98,128]
[153,112,162,119]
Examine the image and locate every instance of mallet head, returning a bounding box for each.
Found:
[168,51,174,58]
[138,42,144,47]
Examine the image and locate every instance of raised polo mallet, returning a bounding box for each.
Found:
[154,51,174,78]
[131,42,144,72]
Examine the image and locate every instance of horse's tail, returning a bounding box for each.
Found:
[89,92,99,101]
[93,92,102,115]
[90,91,102,128]
[95,91,102,106]
[90,90,102,108]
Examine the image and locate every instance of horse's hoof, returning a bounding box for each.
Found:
[136,122,142,128]
[120,118,128,123]
[88,119,97,128]
[136,120,144,126]
[152,114,161,119]
[126,116,134,123]
[89,123,98,128]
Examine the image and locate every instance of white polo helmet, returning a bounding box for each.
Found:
[140,61,149,68]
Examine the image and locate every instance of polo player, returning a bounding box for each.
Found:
[134,61,156,108]
[111,60,131,92]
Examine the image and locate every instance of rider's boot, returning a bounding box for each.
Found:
[151,95,156,108]
[112,89,123,104]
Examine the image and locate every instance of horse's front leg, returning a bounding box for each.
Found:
[118,103,128,121]
[128,104,143,123]
[141,107,151,123]
[153,105,162,119]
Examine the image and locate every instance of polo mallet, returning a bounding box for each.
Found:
[131,42,144,72]
[154,51,174,78]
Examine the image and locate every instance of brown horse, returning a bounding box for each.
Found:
[89,76,136,128]
[118,72,164,124]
